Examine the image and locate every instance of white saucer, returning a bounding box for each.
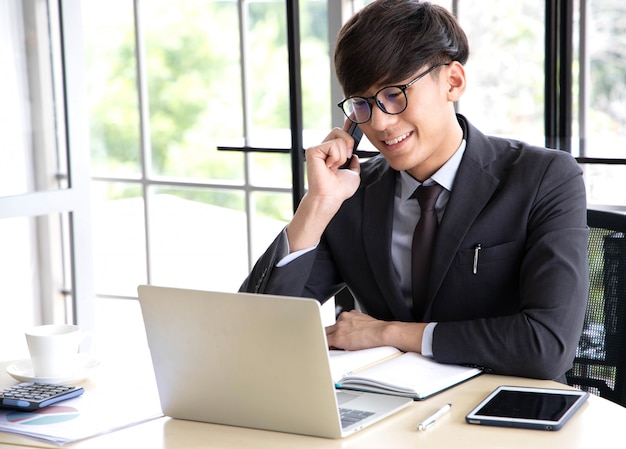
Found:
[6,354,100,384]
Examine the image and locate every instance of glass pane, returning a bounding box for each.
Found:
[247,1,290,144]
[148,187,248,292]
[245,0,332,186]
[141,0,245,181]
[91,181,147,297]
[249,152,293,188]
[582,165,626,207]
[456,1,545,144]
[301,0,331,134]
[95,297,148,356]
[82,0,141,178]
[250,191,292,263]
[0,214,70,361]
[0,216,38,361]
[0,0,67,197]
[579,0,626,158]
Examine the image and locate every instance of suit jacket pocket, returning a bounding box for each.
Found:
[457,241,518,266]
[439,241,522,319]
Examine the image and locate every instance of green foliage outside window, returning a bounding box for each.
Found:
[86,0,329,220]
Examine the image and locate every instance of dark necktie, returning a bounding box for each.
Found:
[411,183,443,319]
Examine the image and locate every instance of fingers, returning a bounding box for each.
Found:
[325,310,374,351]
[314,131,352,169]
[314,120,361,169]
[301,125,362,209]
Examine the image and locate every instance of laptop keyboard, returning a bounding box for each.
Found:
[339,407,375,428]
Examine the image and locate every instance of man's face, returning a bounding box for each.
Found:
[357,64,463,182]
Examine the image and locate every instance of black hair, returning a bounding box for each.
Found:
[334,0,469,96]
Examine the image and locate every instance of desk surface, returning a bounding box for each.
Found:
[1,353,624,449]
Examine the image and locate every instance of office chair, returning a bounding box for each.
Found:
[567,209,626,407]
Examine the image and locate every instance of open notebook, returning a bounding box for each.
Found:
[137,286,412,438]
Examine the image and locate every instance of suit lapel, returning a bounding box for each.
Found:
[424,122,500,318]
[362,166,414,321]
[359,116,501,322]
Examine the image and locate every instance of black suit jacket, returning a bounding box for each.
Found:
[241,115,589,381]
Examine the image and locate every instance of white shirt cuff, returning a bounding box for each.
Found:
[275,230,318,267]
[421,322,437,357]
[276,246,317,267]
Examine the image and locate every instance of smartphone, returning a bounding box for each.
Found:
[340,122,363,169]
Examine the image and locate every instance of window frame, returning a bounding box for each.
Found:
[79,0,624,308]
[0,0,94,329]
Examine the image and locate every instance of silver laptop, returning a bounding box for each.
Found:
[137,285,413,438]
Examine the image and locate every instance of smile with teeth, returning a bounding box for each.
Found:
[385,132,412,146]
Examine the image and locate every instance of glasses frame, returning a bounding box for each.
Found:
[337,62,450,124]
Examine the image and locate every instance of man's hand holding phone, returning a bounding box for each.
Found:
[305,119,361,194]
[285,121,362,253]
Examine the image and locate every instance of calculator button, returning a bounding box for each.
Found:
[3,399,30,408]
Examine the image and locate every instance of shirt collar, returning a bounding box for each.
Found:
[399,139,467,202]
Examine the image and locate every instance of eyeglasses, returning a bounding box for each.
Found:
[337,62,450,124]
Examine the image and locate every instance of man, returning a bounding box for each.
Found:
[240,0,588,382]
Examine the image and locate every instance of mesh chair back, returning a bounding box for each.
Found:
[567,209,626,407]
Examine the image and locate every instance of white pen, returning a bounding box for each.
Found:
[417,403,452,431]
[472,244,481,274]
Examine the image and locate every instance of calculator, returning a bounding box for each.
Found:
[0,383,84,411]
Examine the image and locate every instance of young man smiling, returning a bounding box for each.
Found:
[241,0,588,382]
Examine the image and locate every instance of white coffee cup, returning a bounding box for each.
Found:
[25,324,91,378]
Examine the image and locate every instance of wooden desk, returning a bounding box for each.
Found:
[1,354,625,449]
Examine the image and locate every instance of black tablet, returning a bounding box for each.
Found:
[465,385,589,431]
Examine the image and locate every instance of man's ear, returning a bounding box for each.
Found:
[446,61,466,102]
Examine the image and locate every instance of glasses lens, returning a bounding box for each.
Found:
[376,87,407,114]
[343,97,371,123]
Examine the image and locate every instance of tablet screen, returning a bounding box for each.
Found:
[466,386,589,430]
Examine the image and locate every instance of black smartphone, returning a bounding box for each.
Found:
[340,122,363,169]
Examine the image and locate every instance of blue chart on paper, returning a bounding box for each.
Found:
[4,406,79,425]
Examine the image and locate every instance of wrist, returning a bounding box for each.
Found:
[381,321,427,354]
[286,194,341,252]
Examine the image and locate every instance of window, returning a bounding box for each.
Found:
[83,0,626,294]
[84,1,330,302]
[455,1,545,144]
[0,0,93,361]
[453,0,626,208]
[574,0,626,207]
[3,0,623,366]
